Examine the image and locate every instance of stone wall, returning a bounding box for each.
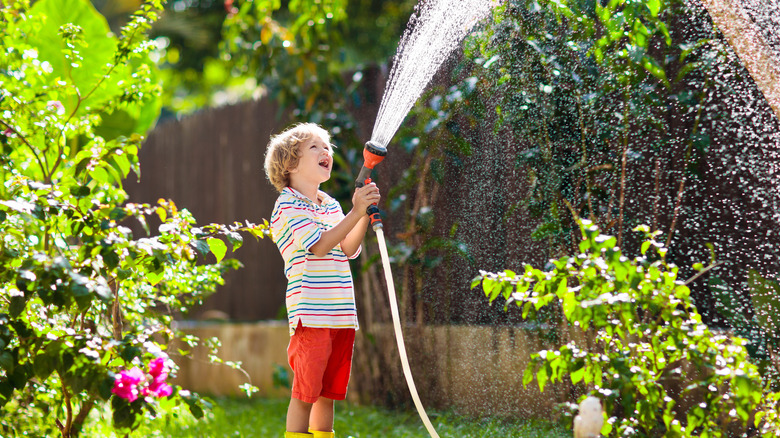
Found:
[171,321,576,419]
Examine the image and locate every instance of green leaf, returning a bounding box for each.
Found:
[641,240,652,255]
[9,363,28,390]
[192,239,210,255]
[0,351,15,372]
[523,366,534,387]
[226,231,243,252]
[95,110,137,141]
[120,345,141,362]
[109,207,127,221]
[27,0,117,116]
[33,354,55,380]
[112,399,136,429]
[69,185,91,198]
[641,55,670,88]
[9,296,26,318]
[570,365,586,384]
[90,167,110,185]
[208,237,228,262]
[146,270,164,286]
[98,376,114,400]
[537,365,548,393]
[646,0,661,17]
[748,270,780,334]
[0,380,13,399]
[107,154,132,180]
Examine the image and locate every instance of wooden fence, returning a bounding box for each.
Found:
[124,100,290,320]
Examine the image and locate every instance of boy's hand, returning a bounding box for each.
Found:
[353,182,381,214]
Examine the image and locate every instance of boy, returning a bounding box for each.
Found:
[264,123,380,438]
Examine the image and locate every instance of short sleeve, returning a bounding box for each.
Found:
[273,202,322,253]
[345,244,362,260]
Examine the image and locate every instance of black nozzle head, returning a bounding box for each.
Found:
[365,141,387,157]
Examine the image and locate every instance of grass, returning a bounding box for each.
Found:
[83,397,572,437]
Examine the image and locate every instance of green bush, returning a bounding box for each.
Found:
[0,1,265,436]
[473,221,779,437]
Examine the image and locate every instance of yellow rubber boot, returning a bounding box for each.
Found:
[284,432,313,438]
[309,429,335,438]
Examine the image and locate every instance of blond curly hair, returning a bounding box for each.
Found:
[263,123,332,192]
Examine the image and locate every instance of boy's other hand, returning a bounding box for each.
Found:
[353,182,381,214]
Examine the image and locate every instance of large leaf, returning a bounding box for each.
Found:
[27,0,161,137]
[28,0,117,114]
[748,270,780,335]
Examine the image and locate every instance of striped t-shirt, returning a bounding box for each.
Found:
[270,187,361,335]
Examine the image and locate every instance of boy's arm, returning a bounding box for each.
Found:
[340,215,369,257]
[308,183,379,257]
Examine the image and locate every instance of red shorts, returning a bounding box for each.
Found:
[287,323,356,403]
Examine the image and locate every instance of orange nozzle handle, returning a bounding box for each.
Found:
[355,141,387,188]
[363,141,387,169]
[355,141,387,230]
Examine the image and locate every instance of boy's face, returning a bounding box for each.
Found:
[289,134,333,186]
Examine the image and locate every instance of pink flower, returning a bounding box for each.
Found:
[46,100,65,115]
[150,382,173,398]
[113,357,173,401]
[111,367,145,402]
[148,357,168,380]
[2,129,12,137]
[145,357,172,398]
[224,0,238,15]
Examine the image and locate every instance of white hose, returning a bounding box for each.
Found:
[374,228,440,438]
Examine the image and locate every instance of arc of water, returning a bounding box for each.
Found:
[370,0,497,148]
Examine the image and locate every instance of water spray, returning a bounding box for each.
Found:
[355,1,499,436]
[355,140,441,438]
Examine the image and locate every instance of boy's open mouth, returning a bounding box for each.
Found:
[319,158,329,169]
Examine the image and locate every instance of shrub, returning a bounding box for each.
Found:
[0,1,266,436]
[472,221,778,437]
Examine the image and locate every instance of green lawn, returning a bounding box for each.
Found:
[84,397,571,437]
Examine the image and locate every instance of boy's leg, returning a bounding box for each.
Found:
[309,328,355,438]
[309,397,335,432]
[287,398,314,433]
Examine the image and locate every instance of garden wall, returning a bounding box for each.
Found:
[172,321,575,419]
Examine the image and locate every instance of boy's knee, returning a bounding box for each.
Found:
[291,397,314,408]
[315,397,334,406]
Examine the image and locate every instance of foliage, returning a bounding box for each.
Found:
[464,0,731,254]
[472,221,779,437]
[710,270,780,385]
[147,0,415,118]
[0,0,266,436]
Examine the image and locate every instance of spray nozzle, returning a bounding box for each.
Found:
[362,140,387,169]
[355,141,388,231]
[355,141,387,187]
